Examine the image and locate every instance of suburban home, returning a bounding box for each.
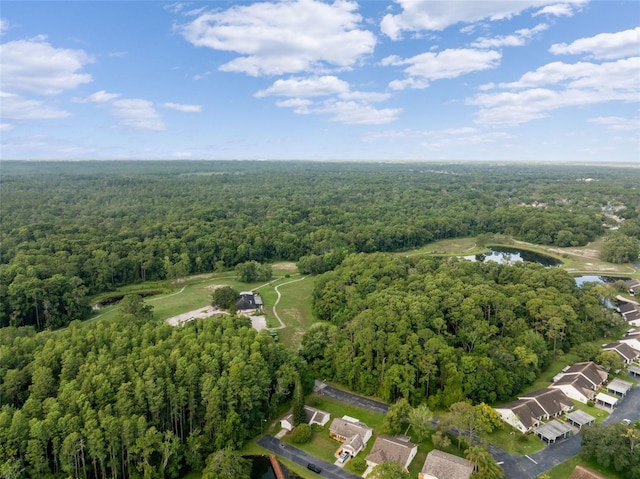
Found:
[365,435,417,471]
[329,416,373,457]
[618,328,640,352]
[419,449,473,479]
[235,291,263,311]
[280,406,330,432]
[495,388,573,433]
[550,362,608,404]
[626,279,640,296]
[602,341,639,364]
[568,465,609,479]
[618,302,640,326]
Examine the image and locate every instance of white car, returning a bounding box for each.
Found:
[338,451,349,463]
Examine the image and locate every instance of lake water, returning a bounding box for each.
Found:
[574,275,630,287]
[463,247,562,267]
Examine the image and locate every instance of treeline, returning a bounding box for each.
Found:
[302,254,620,407]
[2,161,638,330]
[0,315,303,478]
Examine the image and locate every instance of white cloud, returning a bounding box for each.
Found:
[0,18,9,35]
[0,123,14,131]
[471,24,548,48]
[468,57,640,126]
[111,99,166,131]
[275,98,312,114]
[589,116,640,131]
[380,0,580,40]
[533,1,587,17]
[386,48,502,90]
[0,36,93,95]
[255,76,350,98]
[0,91,70,120]
[550,26,640,60]
[313,100,401,125]
[76,90,121,103]
[180,0,375,76]
[162,102,202,112]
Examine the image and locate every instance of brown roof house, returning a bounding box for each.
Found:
[365,435,417,470]
[329,416,373,457]
[550,362,608,403]
[419,450,473,479]
[602,341,639,364]
[280,406,330,432]
[568,465,609,479]
[494,388,573,433]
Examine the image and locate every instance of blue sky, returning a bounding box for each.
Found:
[1,0,639,162]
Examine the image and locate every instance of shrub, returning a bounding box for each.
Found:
[350,457,367,474]
[290,424,313,444]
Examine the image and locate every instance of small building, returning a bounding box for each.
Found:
[534,419,573,443]
[565,410,595,429]
[606,378,633,397]
[629,364,640,378]
[366,435,417,471]
[550,362,608,404]
[595,392,618,410]
[495,388,572,433]
[568,465,609,479]
[602,341,639,364]
[280,406,330,432]
[236,291,259,310]
[419,450,473,479]
[329,417,373,457]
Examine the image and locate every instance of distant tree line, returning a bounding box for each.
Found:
[302,254,621,407]
[2,161,638,330]
[0,314,303,478]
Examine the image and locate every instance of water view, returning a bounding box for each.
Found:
[464,247,562,267]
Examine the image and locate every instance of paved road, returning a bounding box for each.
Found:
[495,372,640,479]
[258,435,361,479]
[314,380,390,415]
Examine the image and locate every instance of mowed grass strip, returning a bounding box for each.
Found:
[272,276,317,347]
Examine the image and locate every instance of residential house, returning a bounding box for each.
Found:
[329,417,373,457]
[365,435,417,471]
[602,341,639,364]
[280,406,330,432]
[618,328,640,353]
[419,450,473,479]
[550,362,607,404]
[618,302,640,326]
[568,465,609,479]
[495,388,573,433]
[235,291,263,311]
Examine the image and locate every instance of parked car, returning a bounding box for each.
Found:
[623,419,631,425]
[338,450,349,463]
[307,463,321,473]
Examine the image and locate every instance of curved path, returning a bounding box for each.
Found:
[266,275,307,330]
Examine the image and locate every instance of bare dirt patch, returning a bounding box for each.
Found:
[205,284,226,292]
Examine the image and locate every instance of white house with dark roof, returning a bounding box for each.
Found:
[419,450,473,479]
[627,279,640,296]
[602,341,639,364]
[280,406,330,432]
[550,361,608,404]
[365,435,417,471]
[495,388,573,433]
[329,417,373,457]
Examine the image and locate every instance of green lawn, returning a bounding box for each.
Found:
[544,455,627,479]
[484,427,545,455]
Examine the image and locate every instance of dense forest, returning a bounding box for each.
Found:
[302,254,621,406]
[0,315,303,478]
[2,161,639,330]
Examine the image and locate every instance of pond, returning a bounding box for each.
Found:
[574,275,630,287]
[463,247,562,267]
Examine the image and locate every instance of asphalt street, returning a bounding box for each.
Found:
[313,380,390,415]
[258,435,361,479]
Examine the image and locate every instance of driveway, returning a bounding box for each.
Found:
[258,435,362,479]
[494,372,640,479]
[314,380,390,415]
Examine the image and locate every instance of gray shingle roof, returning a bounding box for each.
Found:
[421,450,473,479]
[366,435,416,468]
